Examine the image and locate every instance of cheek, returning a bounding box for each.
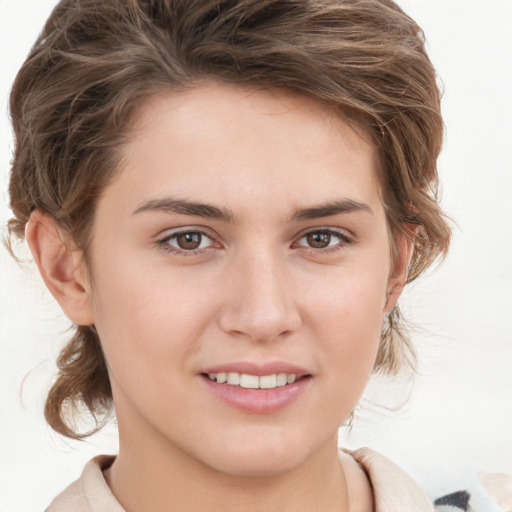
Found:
[89,261,217,385]
[308,257,388,333]
[305,262,388,393]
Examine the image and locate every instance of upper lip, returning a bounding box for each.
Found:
[201,361,310,377]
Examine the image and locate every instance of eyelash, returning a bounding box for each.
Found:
[156,227,353,256]
[156,229,217,256]
[292,228,353,255]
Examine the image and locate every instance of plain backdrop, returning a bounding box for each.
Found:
[1,0,511,510]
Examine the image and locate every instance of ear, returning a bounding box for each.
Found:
[384,225,418,313]
[25,210,95,325]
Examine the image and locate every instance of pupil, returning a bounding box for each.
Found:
[177,232,201,250]
[307,232,331,248]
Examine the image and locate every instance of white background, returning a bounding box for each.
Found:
[1,0,511,510]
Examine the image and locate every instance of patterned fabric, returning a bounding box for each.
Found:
[433,480,511,512]
[434,490,472,511]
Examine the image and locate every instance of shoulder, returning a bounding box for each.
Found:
[343,447,435,512]
[45,455,123,512]
[343,447,511,512]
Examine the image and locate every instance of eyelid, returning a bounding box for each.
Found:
[292,226,354,251]
[154,225,353,256]
[294,226,353,241]
[156,226,222,254]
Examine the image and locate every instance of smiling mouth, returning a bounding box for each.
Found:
[203,372,305,390]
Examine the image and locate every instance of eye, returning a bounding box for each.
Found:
[294,229,351,251]
[157,229,217,254]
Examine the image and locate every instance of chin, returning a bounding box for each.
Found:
[211,452,302,479]
[197,431,318,479]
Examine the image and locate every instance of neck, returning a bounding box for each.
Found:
[107,426,353,512]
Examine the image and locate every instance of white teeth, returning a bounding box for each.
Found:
[227,372,240,385]
[276,373,287,386]
[206,372,299,389]
[259,374,277,389]
[240,374,259,389]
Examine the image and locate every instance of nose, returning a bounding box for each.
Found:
[217,248,302,343]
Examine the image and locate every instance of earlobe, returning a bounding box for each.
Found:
[384,225,418,313]
[25,210,95,325]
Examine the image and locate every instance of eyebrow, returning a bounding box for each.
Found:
[132,198,236,222]
[292,199,373,221]
[132,197,372,222]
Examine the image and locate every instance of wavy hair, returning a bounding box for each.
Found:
[8,0,450,438]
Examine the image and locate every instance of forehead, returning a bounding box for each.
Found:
[104,82,384,222]
[129,81,375,153]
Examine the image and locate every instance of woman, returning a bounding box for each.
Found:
[6,0,456,510]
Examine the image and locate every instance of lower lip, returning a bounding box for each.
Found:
[201,375,311,414]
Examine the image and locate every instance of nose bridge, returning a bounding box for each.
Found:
[218,244,301,342]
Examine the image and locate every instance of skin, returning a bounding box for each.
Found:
[27,82,414,512]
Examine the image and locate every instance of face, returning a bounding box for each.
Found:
[84,82,404,477]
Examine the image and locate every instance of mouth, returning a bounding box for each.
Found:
[202,372,304,389]
[200,368,311,413]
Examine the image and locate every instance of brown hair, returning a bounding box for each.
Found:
[7,0,450,438]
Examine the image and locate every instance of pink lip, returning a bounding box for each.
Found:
[201,361,310,377]
[199,361,312,414]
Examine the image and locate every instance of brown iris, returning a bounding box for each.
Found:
[176,232,202,250]
[306,231,332,249]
